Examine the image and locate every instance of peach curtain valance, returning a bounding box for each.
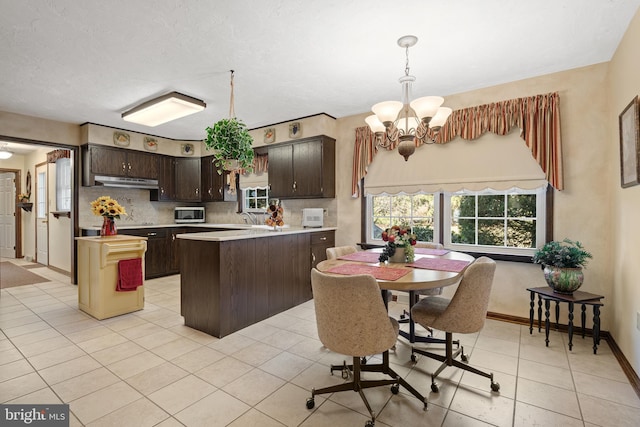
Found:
[352,92,563,196]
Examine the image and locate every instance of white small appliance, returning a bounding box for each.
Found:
[302,208,324,228]
[174,206,205,223]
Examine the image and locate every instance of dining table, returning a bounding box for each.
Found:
[316,247,476,344]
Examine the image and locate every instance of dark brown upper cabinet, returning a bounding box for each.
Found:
[82,144,159,185]
[267,135,335,199]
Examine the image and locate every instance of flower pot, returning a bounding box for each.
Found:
[543,265,584,294]
[388,247,406,263]
[100,217,117,237]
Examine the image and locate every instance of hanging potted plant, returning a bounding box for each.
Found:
[532,239,592,294]
[204,70,254,175]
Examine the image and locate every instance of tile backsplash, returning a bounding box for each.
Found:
[79,187,337,228]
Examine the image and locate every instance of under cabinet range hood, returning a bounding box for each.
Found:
[94,175,159,189]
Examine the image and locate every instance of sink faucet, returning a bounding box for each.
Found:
[241,212,258,225]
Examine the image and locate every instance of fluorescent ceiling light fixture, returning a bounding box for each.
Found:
[0,142,13,159]
[122,91,206,127]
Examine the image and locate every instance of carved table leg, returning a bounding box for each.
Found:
[544,299,550,347]
[568,302,574,351]
[529,291,535,334]
[593,305,601,354]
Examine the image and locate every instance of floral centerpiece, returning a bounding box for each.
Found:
[379,225,417,263]
[17,192,30,202]
[265,202,284,228]
[90,196,127,237]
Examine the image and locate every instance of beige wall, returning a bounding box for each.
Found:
[608,8,640,375]
[333,63,613,339]
[0,111,81,146]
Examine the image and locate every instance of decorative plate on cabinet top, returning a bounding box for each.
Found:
[113,131,130,147]
[144,137,158,151]
[181,143,194,156]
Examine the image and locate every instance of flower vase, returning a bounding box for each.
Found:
[388,247,406,263]
[100,217,117,237]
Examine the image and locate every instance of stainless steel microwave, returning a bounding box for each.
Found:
[174,207,205,223]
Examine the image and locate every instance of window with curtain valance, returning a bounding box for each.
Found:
[352,92,563,196]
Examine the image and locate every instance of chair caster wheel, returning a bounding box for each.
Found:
[410,354,417,363]
[365,420,375,427]
[361,357,367,365]
[431,383,439,393]
[390,384,399,394]
[342,368,349,379]
[461,354,468,362]
[491,382,500,392]
[306,398,315,409]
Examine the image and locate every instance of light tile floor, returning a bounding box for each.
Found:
[1,259,640,426]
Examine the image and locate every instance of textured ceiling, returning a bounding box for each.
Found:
[1,0,639,142]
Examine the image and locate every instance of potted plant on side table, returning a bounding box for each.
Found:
[532,238,592,294]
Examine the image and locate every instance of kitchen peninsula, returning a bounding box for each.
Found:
[177,227,335,337]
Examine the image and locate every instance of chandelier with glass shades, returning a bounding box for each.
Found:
[366,35,452,161]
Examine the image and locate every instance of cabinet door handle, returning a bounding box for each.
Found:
[122,162,126,172]
[172,234,176,241]
[128,163,131,171]
[147,232,157,237]
[195,188,199,195]
[320,237,327,241]
[311,252,316,263]
[218,188,222,195]
[160,187,165,195]
[292,181,297,190]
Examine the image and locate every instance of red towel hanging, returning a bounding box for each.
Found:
[117,258,143,292]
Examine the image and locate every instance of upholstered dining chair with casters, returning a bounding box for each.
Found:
[326,245,358,260]
[398,242,458,347]
[410,256,500,393]
[307,269,427,426]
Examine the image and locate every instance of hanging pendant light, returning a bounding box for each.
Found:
[366,35,452,161]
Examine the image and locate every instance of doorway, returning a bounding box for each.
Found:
[35,163,48,265]
[0,171,16,258]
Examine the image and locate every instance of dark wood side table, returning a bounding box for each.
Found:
[527,286,604,354]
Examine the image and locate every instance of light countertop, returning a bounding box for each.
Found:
[81,223,265,231]
[176,226,336,242]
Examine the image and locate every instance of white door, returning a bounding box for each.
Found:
[36,165,48,265]
[0,172,16,258]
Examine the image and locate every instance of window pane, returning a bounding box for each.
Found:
[390,195,411,218]
[412,218,434,242]
[256,188,267,197]
[256,199,267,209]
[478,219,504,245]
[478,195,504,217]
[507,219,536,247]
[412,194,434,217]
[455,195,475,217]
[507,194,536,217]
[372,218,391,239]
[453,218,475,244]
[372,196,390,217]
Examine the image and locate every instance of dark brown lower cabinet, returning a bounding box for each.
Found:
[179,232,318,337]
[122,228,169,279]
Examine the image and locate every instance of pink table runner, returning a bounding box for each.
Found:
[407,257,471,272]
[337,251,381,263]
[326,264,410,281]
[414,247,450,256]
